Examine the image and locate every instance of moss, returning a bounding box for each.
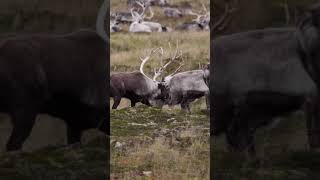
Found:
[0,139,107,180]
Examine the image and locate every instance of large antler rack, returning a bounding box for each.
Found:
[188,3,210,23]
[139,42,184,82]
[153,41,184,81]
[135,0,154,20]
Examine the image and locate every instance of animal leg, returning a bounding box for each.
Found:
[66,126,82,145]
[305,95,320,149]
[181,102,190,113]
[112,96,121,109]
[7,109,37,151]
[205,94,210,111]
[226,98,256,156]
[131,100,137,107]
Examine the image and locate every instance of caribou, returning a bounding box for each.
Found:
[163,7,183,18]
[0,0,109,151]
[211,4,320,156]
[175,3,210,31]
[129,1,172,33]
[162,69,210,113]
[111,11,133,24]
[110,19,122,33]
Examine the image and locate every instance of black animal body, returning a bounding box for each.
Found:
[211,4,320,155]
[0,0,109,151]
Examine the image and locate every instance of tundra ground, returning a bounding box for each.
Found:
[0,116,107,180]
[110,22,210,180]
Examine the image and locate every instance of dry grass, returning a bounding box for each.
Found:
[111,127,209,179]
[111,31,210,74]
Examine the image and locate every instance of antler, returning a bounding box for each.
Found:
[188,10,202,23]
[153,41,183,81]
[140,48,163,81]
[145,6,154,20]
[139,42,183,82]
[167,61,184,77]
[136,0,154,20]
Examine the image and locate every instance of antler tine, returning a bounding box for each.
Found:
[171,63,184,76]
[167,59,185,77]
[158,47,164,66]
[145,6,154,20]
[140,47,163,81]
[135,1,146,18]
[202,3,208,13]
[130,8,135,19]
[171,41,180,60]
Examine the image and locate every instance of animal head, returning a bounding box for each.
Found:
[131,0,154,23]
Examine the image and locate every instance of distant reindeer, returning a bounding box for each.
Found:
[163,7,183,18]
[128,0,168,8]
[110,45,182,109]
[129,1,172,33]
[163,1,193,18]
[111,11,133,24]
[110,19,122,33]
[176,3,210,31]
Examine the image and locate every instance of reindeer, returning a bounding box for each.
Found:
[129,4,153,33]
[111,11,133,24]
[129,1,172,33]
[163,7,183,18]
[110,19,122,33]
[110,45,182,109]
[176,3,210,31]
[157,44,209,112]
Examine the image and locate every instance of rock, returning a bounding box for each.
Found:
[142,171,152,176]
[115,142,123,148]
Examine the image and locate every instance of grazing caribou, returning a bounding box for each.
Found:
[0,0,109,151]
[211,4,320,155]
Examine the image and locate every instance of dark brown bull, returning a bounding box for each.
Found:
[110,47,172,109]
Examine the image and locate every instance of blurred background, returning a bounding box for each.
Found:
[212,0,320,179]
[0,1,107,179]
